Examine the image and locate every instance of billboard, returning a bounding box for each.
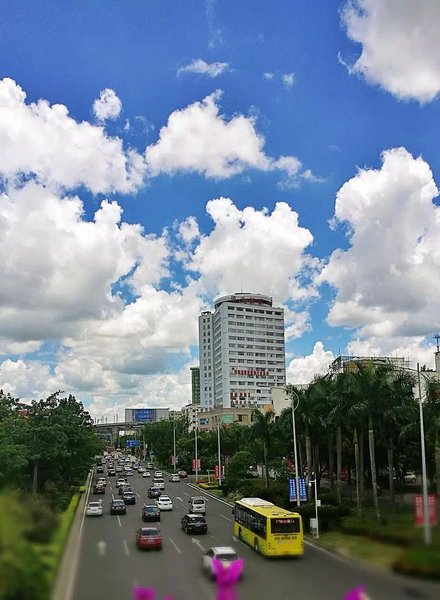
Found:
[199,417,209,425]
[221,414,234,424]
[133,408,156,423]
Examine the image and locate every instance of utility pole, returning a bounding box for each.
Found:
[417,363,431,545]
[195,416,199,482]
[217,420,222,486]
[173,412,177,471]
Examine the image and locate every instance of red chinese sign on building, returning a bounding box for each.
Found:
[414,494,437,526]
[232,368,269,377]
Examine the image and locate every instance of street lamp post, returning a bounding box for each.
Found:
[217,420,222,486]
[417,363,432,546]
[194,416,199,482]
[173,413,177,472]
[308,474,320,538]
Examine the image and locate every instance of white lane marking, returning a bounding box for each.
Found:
[191,537,206,552]
[123,539,130,556]
[176,496,183,501]
[220,514,232,522]
[210,534,220,541]
[168,537,182,553]
[136,493,141,498]
[183,491,189,496]
[117,515,122,527]
[97,541,107,556]
[112,493,115,500]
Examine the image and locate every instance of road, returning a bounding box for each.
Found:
[71,468,440,600]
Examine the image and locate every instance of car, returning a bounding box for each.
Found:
[94,484,106,494]
[115,466,123,472]
[119,484,132,496]
[133,464,140,470]
[156,495,173,511]
[202,547,240,579]
[178,470,188,479]
[188,496,206,515]
[154,471,163,478]
[148,487,162,499]
[181,514,207,534]
[142,504,161,522]
[96,466,104,473]
[136,527,162,550]
[110,499,126,515]
[169,474,180,483]
[405,471,417,483]
[147,463,154,469]
[86,501,103,517]
[125,470,134,477]
[152,477,165,490]
[122,491,136,505]
[108,469,116,476]
[96,477,107,487]
[116,477,127,487]
[142,471,151,478]
[138,467,145,473]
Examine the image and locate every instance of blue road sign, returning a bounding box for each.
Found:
[289,477,307,502]
[126,440,141,447]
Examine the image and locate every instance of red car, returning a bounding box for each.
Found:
[136,527,162,550]
[94,484,105,494]
[178,470,188,479]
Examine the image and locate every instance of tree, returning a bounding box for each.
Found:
[251,409,274,488]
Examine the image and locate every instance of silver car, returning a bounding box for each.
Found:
[86,501,103,517]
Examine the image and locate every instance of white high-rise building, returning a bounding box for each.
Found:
[198,293,286,410]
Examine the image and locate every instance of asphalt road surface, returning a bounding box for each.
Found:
[71,468,440,600]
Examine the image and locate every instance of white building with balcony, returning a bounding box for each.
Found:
[199,293,286,410]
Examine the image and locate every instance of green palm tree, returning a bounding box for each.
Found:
[252,409,274,488]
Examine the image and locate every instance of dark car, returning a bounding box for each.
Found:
[122,491,136,505]
[110,499,126,515]
[181,513,208,534]
[108,469,116,476]
[119,484,132,496]
[136,527,162,550]
[94,484,106,494]
[96,466,104,473]
[148,487,161,499]
[142,504,161,522]
[178,470,188,479]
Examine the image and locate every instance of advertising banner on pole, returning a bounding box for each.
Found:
[289,477,307,501]
[214,465,225,479]
[192,458,201,471]
[414,494,437,526]
[171,455,175,465]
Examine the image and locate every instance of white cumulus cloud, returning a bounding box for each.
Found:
[287,342,334,385]
[341,0,440,102]
[145,90,303,182]
[282,73,295,89]
[93,88,122,121]
[0,78,145,193]
[320,147,440,342]
[177,58,229,77]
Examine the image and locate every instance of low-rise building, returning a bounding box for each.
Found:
[197,406,256,431]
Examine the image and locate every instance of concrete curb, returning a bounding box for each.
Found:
[50,471,92,600]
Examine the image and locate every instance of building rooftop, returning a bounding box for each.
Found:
[214,293,273,310]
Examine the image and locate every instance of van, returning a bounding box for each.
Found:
[152,477,165,490]
[188,496,206,515]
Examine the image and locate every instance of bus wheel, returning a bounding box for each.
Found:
[238,527,242,540]
[254,539,259,553]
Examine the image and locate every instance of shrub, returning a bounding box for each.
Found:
[23,497,59,544]
[297,503,351,532]
[393,545,440,579]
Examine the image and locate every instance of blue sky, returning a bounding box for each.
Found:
[0,0,439,417]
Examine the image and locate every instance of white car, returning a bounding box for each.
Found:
[169,474,180,482]
[96,477,107,487]
[138,467,145,473]
[86,501,103,517]
[202,547,240,578]
[116,478,127,487]
[404,471,417,483]
[156,495,173,511]
[142,471,151,478]
[154,471,163,478]
[152,477,165,490]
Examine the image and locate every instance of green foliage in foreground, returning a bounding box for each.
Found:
[393,544,440,579]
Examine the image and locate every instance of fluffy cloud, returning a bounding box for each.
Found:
[341,0,440,102]
[188,197,318,303]
[0,78,145,193]
[320,147,440,341]
[0,359,58,399]
[282,73,295,89]
[177,58,229,77]
[0,183,170,343]
[145,90,303,182]
[93,88,122,121]
[263,72,274,80]
[286,342,334,385]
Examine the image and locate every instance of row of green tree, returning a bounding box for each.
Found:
[0,390,103,600]
[140,362,439,521]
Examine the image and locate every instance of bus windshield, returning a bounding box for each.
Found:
[271,518,301,534]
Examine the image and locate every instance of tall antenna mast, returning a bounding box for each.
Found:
[434,333,440,353]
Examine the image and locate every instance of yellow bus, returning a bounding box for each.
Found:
[233,497,303,557]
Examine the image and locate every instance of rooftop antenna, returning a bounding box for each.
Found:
[434,333,440,353]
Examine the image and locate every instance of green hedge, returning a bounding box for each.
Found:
[296,503,351,532]
[341,515,413,547]
[393,545,440,579]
